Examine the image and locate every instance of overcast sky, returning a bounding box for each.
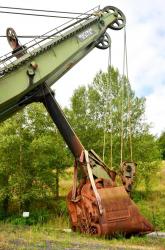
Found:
[1,0,165,136]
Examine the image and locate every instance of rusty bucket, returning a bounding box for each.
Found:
[67,178,153,236]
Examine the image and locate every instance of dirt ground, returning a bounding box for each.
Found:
[0,239,164,250]
[0,226,165,250]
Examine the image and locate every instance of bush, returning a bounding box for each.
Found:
[7,209,50,225]
[55,199,68,216]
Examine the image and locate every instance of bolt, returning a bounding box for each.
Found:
[30,61,38,70]
[27,68,35,77]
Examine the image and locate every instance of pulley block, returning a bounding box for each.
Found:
[96,32,111,50]
[6,27,26,58]
[103,6,126,30]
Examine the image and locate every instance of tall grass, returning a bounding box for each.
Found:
[0,163,165,249]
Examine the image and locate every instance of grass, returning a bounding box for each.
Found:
[134,162,165,231]
[0,163,165,249]
[0,219,165,250]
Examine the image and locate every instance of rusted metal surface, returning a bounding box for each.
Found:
[37,86,153,237]
[120,161,136,193]
[0,6,152,238]
[6,27,26,58]
[67,177,154,236]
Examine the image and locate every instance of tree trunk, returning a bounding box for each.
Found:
[2,195,9,218]
[55,168,59,198]
[2,175,10,218]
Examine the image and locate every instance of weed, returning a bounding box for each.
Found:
[6,209,50,225]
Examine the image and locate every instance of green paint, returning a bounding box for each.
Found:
[0,10,125,121]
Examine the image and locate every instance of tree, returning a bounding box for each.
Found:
[66,67,160,190]
[66,67,153,164]
[0,102,72,215]
[26,103,72,198]
[0,110,33,214]
[158,131,165,159]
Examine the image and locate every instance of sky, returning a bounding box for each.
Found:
[0,0,165,136]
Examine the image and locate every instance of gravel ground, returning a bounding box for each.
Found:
[1,238,162,250]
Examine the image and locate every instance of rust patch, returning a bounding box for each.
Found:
[67,178,154,236]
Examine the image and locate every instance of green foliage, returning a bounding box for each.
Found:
[0,110,33,214]
[151,209,165,230]
[55,199,68,216]
[65,67,161,193]
[158,131,165,159]
[0,66,161,224]
[0,103,71,215]
[134,190,165,231]
[66,67,160,168]
[135,161,161,192]
[7,209,50,225]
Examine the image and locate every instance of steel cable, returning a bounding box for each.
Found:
[0,5,97,20]
[120,27,132,163]
[124,28,133,161]
[0,5,91,16]
[102,39,112,163]
[0,10,82,19]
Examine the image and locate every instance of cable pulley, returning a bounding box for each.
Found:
[103,6,126,30]
[96,32,111,50]
[6,27,26,58]
[6,27,19,49]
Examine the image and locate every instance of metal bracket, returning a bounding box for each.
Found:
[84,150,103,215]
[120,161,136,193]
[26,61,38,86]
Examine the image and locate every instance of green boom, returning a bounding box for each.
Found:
[0,6,125,121]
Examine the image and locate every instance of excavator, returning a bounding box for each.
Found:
[0,5,153,236]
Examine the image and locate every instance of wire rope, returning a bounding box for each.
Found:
[120,94,124,164]
[0,11,94,64]
[108,48,113,169]
[0,5,98,20]
[120,27,133,163]
[124,28,133,161]
[0,35,57,39]
[0,5,92,16]
[102,40,112,163]
[120,28,126,164]
[0,10,82,19]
